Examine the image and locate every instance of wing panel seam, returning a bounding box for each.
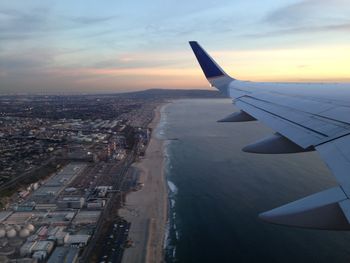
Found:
[237,99,329,137]
[242,95,350,128]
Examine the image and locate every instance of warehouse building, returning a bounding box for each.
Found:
[57,197,85,209]
[72,210,101,225]
[65,234,90,247]
[47,246,79,263]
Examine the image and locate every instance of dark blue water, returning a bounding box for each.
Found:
[160,99,350,263]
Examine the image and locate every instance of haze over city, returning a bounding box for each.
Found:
[1,0,350,94]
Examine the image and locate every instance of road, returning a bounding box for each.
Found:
[80,146,137,263]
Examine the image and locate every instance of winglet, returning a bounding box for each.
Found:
[189,41,234,95]
[189,41,228,79]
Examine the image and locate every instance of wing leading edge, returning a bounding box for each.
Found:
[189,41,350,230]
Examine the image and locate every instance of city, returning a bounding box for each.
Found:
[0,90,220,262]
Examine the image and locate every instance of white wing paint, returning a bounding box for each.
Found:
[189,41,350,230]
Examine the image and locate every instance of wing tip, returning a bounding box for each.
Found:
[188,41,226,79]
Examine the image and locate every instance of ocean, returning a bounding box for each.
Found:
[158,99,350,263]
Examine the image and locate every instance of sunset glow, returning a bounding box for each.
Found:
[1,0,350,93]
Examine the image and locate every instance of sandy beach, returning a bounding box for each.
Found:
[120,104,168,263]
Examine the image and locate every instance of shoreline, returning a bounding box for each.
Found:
[120,103,169,263]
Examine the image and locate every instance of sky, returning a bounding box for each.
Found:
[1,0,350,94]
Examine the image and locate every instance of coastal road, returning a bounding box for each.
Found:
[80,148,137,262]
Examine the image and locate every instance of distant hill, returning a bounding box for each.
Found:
[0,89,226,100]
[115,89,225,99]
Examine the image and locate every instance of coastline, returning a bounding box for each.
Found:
[120,103,169,263]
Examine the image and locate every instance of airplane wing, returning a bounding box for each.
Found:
[189,41,350,230]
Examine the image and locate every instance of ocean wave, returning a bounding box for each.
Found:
[167,180,178,194]
[161,103,179,262]
[164,220,170,249]
[155,104,169,140]
[175,230,179,241]
[166,245,177,262]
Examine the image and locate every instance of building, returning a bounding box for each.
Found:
[47,226,69,245]
[65,234,90,247]
[72,210,101,225]
[36,226,48,239]
[4,212,33,225]
[16,202,36,212]
[47,246,79,263]
[30,163,87,203]
[31,186,62,203]
[0,212,12,223]
[32,240,54,255]
[34,203,57,211]
[57,197,85,209]
[33,250,47,261]
[20,241,36,257]
[86,200,105,209]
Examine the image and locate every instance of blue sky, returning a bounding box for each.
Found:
[1,0,350,94]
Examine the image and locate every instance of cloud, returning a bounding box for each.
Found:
[93,55,184,70]
[264,0,350,28]
[0,8,51,40]
[243,22,350,38]
[0,49,54,70]
[69,15,117,25]
[0,7,118,41]
[1,0,350,93]
[241,0,350,39]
